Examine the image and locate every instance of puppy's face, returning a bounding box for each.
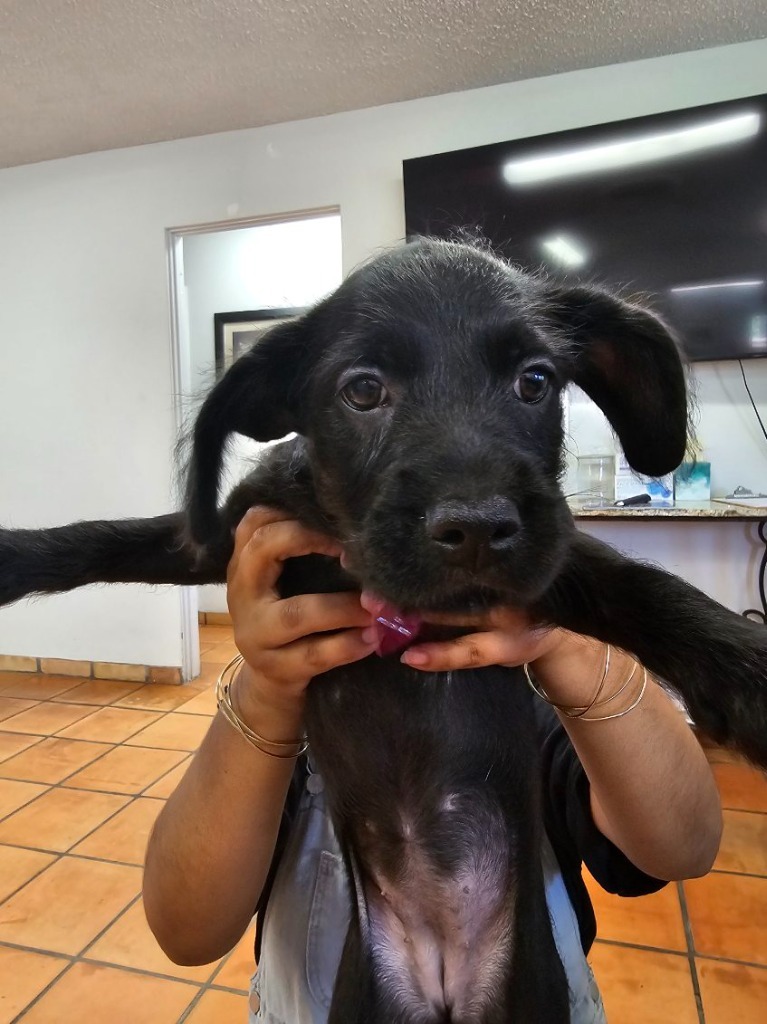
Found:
[301,246,575,612]
[190,238,687,614]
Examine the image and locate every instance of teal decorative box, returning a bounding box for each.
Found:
[674,462,711,501]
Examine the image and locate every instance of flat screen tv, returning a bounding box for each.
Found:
[403,94,767,362]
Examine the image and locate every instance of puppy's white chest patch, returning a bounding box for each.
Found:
[363,798,515,1022]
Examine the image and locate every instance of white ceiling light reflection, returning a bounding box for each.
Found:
[503,112,761,186]
[541,235,587,268]
[671,280,764,293]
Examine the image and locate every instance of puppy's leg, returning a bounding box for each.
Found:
[538,532,767,767]
[0,439,328,611]
[0,514,228,608]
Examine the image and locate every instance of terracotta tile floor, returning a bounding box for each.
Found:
[0,624,763,1022]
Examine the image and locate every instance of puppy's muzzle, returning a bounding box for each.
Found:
[426,495,521,571]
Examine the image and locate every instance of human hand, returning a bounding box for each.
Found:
[364,595,606,708]
[227,508,377,731]
[361,599,563,671]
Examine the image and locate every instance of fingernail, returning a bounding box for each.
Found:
[401,649,428,666]
[361,626,378,645]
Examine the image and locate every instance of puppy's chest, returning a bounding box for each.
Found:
[306,663,540,1021]
[359,777,519,1021]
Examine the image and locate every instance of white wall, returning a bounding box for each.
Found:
[1,38,766,668]
[181,215,343,612]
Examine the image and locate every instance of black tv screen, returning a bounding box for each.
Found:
[403,94,767,362]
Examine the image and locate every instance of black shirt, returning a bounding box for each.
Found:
[534,701,667,950]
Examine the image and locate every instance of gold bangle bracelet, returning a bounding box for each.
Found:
[593,656,639,709]
[524,644,613,718]
[216,654,308,759]
[581,667,648,722]
[523,646,647,721]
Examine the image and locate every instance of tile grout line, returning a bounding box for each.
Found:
[593,938,689,959]
[676,881,706,1024]
[693,951,767,972]
[176,983,211,1022]
[1,692,197,745]
[0,850,63,908]
[0,733,47,764]
[0,933,250,995]
[0,750,190,792]
[0,780,133,831]
[77,891,148,960]
[710,867,767,880]
[0,690,209,792]
[0,758,190,814]
[592,933,767,974]
[0,931,221,989]
[0,779,169,827]
[9,956,77,1024]
[0,845,143,880]
[715,806,767,817]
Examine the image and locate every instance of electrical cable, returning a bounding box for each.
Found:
[739,359,767,442]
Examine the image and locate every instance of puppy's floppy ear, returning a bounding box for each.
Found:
[546,284,689,476]
[186,318,310,545]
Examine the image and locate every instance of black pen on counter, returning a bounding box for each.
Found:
[613,493,652,508]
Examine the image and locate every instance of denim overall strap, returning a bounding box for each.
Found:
[541,831,607,1023]
[249,766,349,1024]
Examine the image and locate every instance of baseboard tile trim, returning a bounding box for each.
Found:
[0,654,183,686]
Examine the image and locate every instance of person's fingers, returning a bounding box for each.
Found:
[231,506,291,561]
[270,628,378,681]
[402,616,566,672]
[229,513,343,595]
[229,506,294,585]
[259,591,372,647]
[400,631,533,672]
[419,605,534,632]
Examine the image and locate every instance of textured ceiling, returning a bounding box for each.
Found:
[1,0,767,169]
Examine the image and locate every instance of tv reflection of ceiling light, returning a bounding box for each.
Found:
[503,112,761,186]
[671,280,764,293]
[541,235,587,267]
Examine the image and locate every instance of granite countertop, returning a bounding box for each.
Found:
[570,499,767,521]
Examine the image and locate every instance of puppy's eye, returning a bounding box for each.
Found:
[513,368,551,404]
[341,376,388,411]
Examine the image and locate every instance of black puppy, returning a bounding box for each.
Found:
[1,239,766,1023]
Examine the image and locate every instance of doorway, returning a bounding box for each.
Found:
[167,208,343,680]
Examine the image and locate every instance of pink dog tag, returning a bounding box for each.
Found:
[373,604,423,657]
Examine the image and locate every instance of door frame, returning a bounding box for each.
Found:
[164,207,340,680]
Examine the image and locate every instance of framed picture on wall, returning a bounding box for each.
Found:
[214,307,306,375]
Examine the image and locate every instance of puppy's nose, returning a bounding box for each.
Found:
[426,497,521,568]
